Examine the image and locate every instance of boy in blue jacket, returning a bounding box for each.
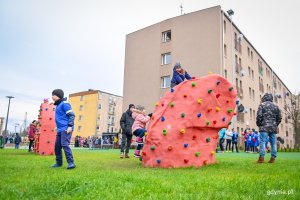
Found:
[51,89,76,169]
[231,128,239,153]
[170,62,192,88]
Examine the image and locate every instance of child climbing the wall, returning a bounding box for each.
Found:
[131,105,151,158]
[51,89,76,170]
[170,62,192,88]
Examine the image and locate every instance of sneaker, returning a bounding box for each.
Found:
[67,163,76,170]
[268,157,275,163]
[125,153,130,158]
[134,154,141,158]
[257,157,264,163]
[51,163,62,168]
[120,152,124,159]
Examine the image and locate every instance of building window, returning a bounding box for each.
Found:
[251,70,254,80]
[258,60,263,76]
[248,67,251,78]
[80,96,84,101]
[224,20,226,33]
[98,104,101,109]
[253,110,255,120]
[224,44,227,57]
[78,126,82,132]
[250,108,252,119]
[224,70,227,79]
[161,53,171,65]
[98,92,103,100]
[251,51,253,60]
[78,115,83,121]
[162,30,171,43]
[252,89,255,100]
[79,105,84,111]
[247,47,250,57]
[161,76,171,88]
[249,87,252,99]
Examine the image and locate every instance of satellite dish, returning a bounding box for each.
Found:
[238,104,245,113]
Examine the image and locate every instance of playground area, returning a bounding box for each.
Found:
[0,149,299,199]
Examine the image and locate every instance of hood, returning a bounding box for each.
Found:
[173,62,181,71]
[262,93,273,103]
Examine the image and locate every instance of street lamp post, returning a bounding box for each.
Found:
[2,96,14,148]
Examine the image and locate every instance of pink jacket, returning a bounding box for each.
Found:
[28,124,37,140]
[132,112,150,133]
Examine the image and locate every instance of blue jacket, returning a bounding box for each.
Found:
[232,132,238,143]
[171,67,192,85]
[55,98,75,133]
[254,132,259,146]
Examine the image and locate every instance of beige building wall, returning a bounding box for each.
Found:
[69,90,123,138]
[0,117,4,134]
[123,6,294,148]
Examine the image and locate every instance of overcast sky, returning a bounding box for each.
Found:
[0,0,299,132]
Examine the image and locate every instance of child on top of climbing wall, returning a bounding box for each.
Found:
[170,62,192,88]
[131,105,151,158]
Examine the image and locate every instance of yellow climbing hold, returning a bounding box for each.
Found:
[180,129,185,134]
[197,99,203,104]
[216,107,221,112]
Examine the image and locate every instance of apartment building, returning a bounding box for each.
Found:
[69,90,123,138]
[123,6,294,148]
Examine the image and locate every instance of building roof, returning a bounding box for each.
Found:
[69,90,123,98]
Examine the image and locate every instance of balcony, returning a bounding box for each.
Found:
[234,39,242,54]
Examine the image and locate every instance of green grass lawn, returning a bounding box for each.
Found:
[0,149,299,200]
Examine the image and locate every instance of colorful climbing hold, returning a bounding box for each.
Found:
[216,107,221,112]
[206,138,211,143]
[208,89,212,94]
[161,116,165,122]
[216,81,221,85]
[197,99,203,104]
[216,94,220,98]
[150,146,155,150]
[197,113,202,118]
[161,103,164,106]
[228,109,233,113]
[139,157,143,161]
[163,129,167,136]
[229,87,233,91]
[192,135,197,140]
[180,129,185,134]
[213,120,217,125]
[206,121,210,125]
[191,82,196,87]
[184,159,189,163]
[183,94,187,98]
[171,88,174,93]
[226,100,230,103]
[236,100,240,105]
[222,117,226,122]
[168,146,173,151]
[208,108,212,112]
[211,151,216,155]
[145,132,148,136]
[157,159,161,164]
[195,152,200,157]
[170,102,174,107]
[155,102,159,106]
[142,152,146,156]
[228,121,232,125]
[181,113,185,118]
[184,143,188,148]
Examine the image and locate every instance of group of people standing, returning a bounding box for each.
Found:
[218,128,239,153]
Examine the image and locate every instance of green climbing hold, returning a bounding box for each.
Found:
[229,87,233,91]
[192,82,196,87]
[163,129,167,136]
[206,138,211,143]
[228,121,232,125]
[228,109,233,113]
[206,121,210,125]
[181,113,185,118]
[150,146,155,150]
[170,102,174,107]
[208,89,212,94]
[195,152,200,157]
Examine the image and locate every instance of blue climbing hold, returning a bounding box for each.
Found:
[216,81,221,85]
[171,88,174,93]
[184,143,188,148]
[222,117,226,122]
[161,116,165,122]
[157,159,161,164]
[236,100,240,105]
[197,113,202,118]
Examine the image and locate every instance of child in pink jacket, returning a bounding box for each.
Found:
[132,105,151,158]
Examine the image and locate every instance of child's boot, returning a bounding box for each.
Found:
[257,156,264,163]
[134,150,141,158]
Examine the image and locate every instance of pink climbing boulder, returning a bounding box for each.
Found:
[142,74,237,168]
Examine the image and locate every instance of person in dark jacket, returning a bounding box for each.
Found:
[14,133,22,149]
[28,120,38,152]
[170,62,192,88]
[120,104,135,158]
[231,128,239,153]
[51,89,76,169]
[256,93,282,163]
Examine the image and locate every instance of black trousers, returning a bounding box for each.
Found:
[225,139,232,150]
[219,138,225,151]
[29,139,34,151]
[232,141,239,152]
[120,133,132,154]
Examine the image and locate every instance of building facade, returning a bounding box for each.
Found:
[123,6,295,148]
[69,90,123,138]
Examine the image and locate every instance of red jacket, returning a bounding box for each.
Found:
[28,124,37,140]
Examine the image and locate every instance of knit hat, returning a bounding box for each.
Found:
[174,62,181,69]
[52,89,64,99]
[135,105,145,111]
[129,104,135,109]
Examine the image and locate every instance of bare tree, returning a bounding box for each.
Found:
[284,93,300,148]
